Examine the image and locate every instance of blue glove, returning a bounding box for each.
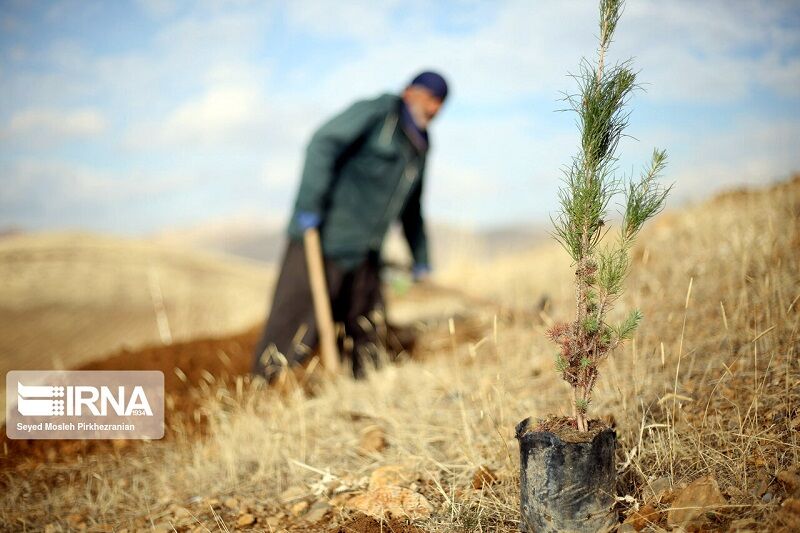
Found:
[412,263,431,281]
[296,211,321,230]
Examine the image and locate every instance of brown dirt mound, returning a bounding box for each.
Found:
[1,325,261,470]
[0,316,462,471]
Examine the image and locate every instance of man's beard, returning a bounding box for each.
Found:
[406,102,431,131]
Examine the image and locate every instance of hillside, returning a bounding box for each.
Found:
[0,232,274,422]
[1,176,799,531]
[153,219,549,267]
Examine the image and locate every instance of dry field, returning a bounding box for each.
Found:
[1,176,798,532]
[0,232,274,422]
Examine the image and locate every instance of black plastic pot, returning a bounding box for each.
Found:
[515,417,617,532]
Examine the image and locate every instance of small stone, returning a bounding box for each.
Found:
[667,476,726,527]
[291,500,309,516]
[236,513,256,527]
[346,486,432,520]
[471,465,498,490]
[624,503,660,531]
[224,497,239,509]
[369,465,416,490]
[762,492,773,503]
[303,500,331,522]
[359,425,387,454]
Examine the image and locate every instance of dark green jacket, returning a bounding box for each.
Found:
[287,93,430,270]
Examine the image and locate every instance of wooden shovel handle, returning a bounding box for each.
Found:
[303,228,340,374]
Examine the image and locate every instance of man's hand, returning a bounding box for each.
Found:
[412,263,431,283]
[296,211,321,230]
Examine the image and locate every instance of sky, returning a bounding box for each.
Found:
[1,0,799,235]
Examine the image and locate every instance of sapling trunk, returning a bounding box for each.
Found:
[549,0,672,431]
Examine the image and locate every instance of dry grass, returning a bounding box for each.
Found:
[2,176,798,531]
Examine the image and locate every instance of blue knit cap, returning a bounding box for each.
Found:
[409,71,448,101]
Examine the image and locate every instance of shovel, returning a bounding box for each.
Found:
[303,227,341,375]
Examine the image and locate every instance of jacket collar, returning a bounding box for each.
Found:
[398,99,429,154]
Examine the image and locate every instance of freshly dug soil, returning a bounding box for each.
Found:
[1,319,428,471]
[333,516,425,533]
[0,325,261,470]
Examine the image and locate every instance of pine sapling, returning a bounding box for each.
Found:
[548,0,672,432]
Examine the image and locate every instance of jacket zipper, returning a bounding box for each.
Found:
[371,106,421,249]
[371,163,417,248]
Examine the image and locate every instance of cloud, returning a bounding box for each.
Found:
[135,0,180,19]
[260,154,302,189]
[0,157,204,233]
[671,118,800,201]
[616,1,800,101]
[0,0,798,235]
[0,159,195,207]
[123,78,318,153]
[297,0,800,106]
[4,107,107,144]
[160,85,263,146]
[284,0,401,40]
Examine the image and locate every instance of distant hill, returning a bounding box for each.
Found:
[0,231,274,374]
[0,226,24,239]
[153,217,287,263]
[153,219,550,267]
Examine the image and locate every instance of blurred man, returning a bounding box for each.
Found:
[252,71,448,380]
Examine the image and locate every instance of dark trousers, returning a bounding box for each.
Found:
[252,239,384,379]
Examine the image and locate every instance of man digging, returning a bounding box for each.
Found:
[252,71,449,381]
